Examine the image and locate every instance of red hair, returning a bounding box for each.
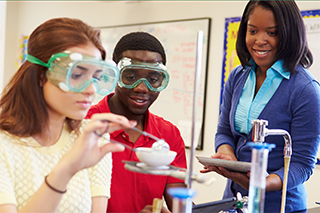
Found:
[0,18,106,137]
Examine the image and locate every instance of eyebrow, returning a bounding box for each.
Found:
[247,24,278,29]
[76,65,102,73]
[76,65,88,71]
[125,58,162,63]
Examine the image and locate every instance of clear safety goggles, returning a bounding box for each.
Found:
[118,57,169,92]
[27,51,119,96]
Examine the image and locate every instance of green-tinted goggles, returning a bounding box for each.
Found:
[27,51,119,96]
[118,57,169,92]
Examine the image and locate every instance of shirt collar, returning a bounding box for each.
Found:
[246,58,256,70]
[245,59,290,79]
[107,96,155,141]
[271,60,290,79]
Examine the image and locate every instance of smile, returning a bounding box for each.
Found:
[134,98,147,103]
[255,50,271,55]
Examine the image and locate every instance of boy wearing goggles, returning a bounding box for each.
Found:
[118,57,169,92]
[86,32,187,213]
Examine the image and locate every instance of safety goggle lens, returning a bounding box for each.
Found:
[121,69,165,89]
[50,53,118,95]
[67,61,117,95]
[118,57,169,92]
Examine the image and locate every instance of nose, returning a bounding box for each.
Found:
[82,81,96,95]
[133,80,149,93]
[255,32,268,45]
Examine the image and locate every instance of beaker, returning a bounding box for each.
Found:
[167,188,196,213]
[247,142,275,213]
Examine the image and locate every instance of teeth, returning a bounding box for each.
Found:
[136,99,144,103]
[257,50,270,55]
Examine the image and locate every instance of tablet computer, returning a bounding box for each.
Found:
[192,197,237,213]
[197,156,251,172]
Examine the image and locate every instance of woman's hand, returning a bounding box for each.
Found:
[199,152,236,174]
[200,144,237,174]
[199,145,250,190]
[59,113,137,176]
[210,165,250,190]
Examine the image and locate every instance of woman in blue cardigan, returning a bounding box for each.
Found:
[201,1,320,212]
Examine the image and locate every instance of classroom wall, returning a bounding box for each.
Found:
[0,1,6,92]
[2,1,320,209]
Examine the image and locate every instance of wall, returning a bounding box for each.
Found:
[3,0,320,209]
[0,1,6,92]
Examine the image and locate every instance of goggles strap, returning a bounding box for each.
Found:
[27,52,69,68]
[26,54,50,68]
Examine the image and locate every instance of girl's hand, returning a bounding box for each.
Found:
[60,113,137,176]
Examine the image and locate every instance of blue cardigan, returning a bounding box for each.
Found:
[215,64,320,212]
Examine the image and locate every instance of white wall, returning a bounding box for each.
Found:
[3,1,19,91]
[3,1,320,209]
[0,1,6,92]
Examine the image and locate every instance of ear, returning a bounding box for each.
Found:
[39,71,47,87]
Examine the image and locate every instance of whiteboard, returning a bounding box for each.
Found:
[98,18,211,149]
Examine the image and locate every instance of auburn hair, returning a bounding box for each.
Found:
[0,18,106,137]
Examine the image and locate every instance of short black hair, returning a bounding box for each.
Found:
[112,32,166,65]
[236,0,313,73]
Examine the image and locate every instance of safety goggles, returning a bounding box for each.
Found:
[117,57,169,92]
[27,51,119,96]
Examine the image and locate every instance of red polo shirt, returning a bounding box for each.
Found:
[86,93,187,213]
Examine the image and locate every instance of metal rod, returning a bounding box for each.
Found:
[251,120,292,213]
[96,120,161,143]
[186,31,204,189]
[265,129,292,157]
[132,126,161,141]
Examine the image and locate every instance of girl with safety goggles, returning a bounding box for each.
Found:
[0,18,137,213]
[27,51,119,96]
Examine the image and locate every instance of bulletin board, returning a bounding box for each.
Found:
[220,9,320,164]
[99,18,211,149]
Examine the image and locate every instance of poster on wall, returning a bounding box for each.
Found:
[221,9,320,165]
[17,36,29,68]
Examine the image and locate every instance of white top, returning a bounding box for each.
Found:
[0,120,112,212]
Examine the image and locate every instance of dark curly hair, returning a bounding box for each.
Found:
[112,31,166,65]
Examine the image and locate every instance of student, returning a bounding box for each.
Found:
[86,32,187,212]
[201,1,320,212]
[0,17,137,213]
